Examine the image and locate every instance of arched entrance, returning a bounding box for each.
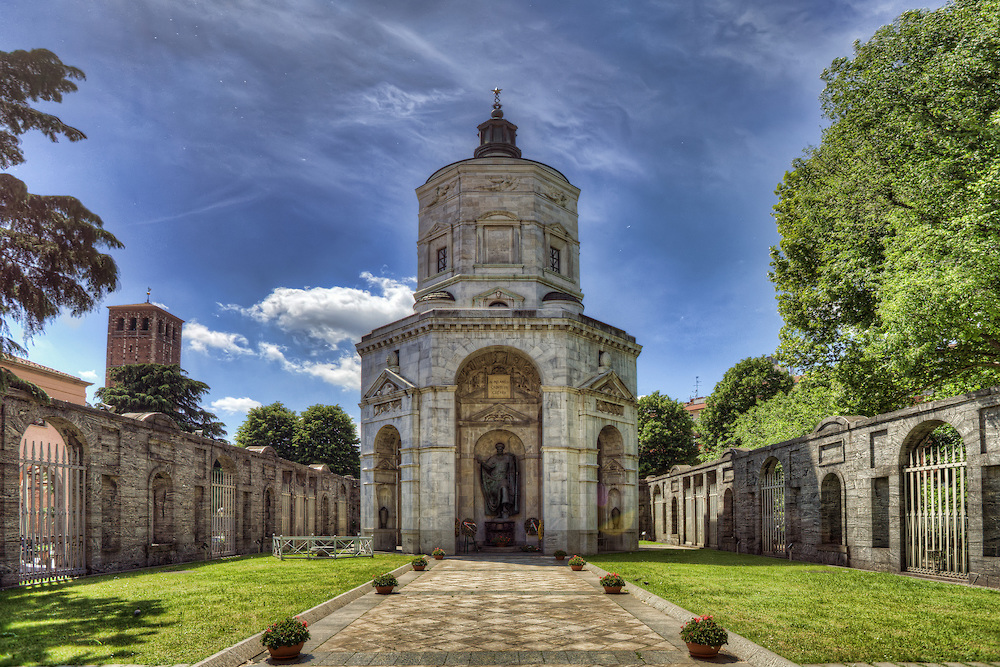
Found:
[211,457,237,557]
[455,348,541,547]
[760,458,785,556]
[373,425,402,550]
[902,422,968,577]
[18,421,86,584]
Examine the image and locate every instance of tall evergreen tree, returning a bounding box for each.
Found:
[1,48,121,391]
[235,402,298,460]
[97,364,226,437]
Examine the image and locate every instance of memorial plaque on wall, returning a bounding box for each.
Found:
[488,374,511,399]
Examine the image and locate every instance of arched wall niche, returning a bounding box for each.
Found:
[597,424,626,551]
[455,347,542,547]
[372,425,402,550]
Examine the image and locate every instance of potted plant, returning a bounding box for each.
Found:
[411,555,428,571]
[372,572,398,594]
[568,555,586,571]
[553,549,567,561]
[260,616,310,660]
[679,615,728,658]
[598,572,625,594]
[432,547,446,560]
[494,535,512,547]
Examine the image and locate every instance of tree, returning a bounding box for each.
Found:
[770,0,1000,414]
[730,376,846,451]
[96,364,226,438]
[294,404,360,477]
[1,49,121,390]
[637,391,698,477]
[235,402,298,460]
[698,356,793,460]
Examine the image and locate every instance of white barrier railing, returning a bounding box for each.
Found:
[271,535,373,559]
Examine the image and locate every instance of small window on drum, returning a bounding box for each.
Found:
[489,301,508,307]
[550,246,561,273]
[436,247,447,273]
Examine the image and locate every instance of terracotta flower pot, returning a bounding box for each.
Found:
[267,641,305,660]
[603,585,622,594]
[375,585,394,595]
[433,554,444,560]
[685,642,721,658]
[570,564,584,571]
[413,564,426,571]
[555,555,565,560]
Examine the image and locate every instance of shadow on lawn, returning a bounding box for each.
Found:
[0,587,171,666]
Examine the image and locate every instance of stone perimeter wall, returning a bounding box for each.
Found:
[0,390,360,588]
[646,387,1000,589]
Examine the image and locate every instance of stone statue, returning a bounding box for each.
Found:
[478,443,518,518]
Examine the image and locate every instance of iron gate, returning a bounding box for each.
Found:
[904,431,968,577]
[761,461,786,555]
[19,432,86,584]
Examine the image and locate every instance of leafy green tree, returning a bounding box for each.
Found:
[96,364,226,438]
[235,402,298,460]
[730,376,846,451]
[637,391,698,477]
[1,49,121,390]
[771,0,1000,414]
[294,404,360,477]
[698,356,794,460]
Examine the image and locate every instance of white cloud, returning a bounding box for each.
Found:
[79,370,99,382]
[231,272,414,346]
[186,321,254,356]
[212,396,263,414]
[257,343,361,390]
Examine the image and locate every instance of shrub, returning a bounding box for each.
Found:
[554,549,567,558]
[432,547,446,556]
[568,555,586,566]
[411,555,428,567]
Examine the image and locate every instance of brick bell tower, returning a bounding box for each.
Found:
[105,292,184,386]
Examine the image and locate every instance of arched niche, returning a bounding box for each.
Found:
[373,425,401,550]
[597,425,626,551]
[455,348,541,547]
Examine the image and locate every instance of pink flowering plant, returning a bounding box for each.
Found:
[260,616,310,648]
[598,572,625,587]
[679,615,728,647]
[568,555,586,566]
[432,547,446,556]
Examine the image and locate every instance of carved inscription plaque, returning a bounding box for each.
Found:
[488,375,511,399]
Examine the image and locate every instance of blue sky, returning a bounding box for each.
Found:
[2,0,939,439]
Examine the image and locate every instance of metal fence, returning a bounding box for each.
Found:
[272,535,373,559]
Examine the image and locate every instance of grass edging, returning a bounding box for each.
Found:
[191,560,415,667]
[585,563,796,667]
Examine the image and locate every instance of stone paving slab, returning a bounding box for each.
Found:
[254,557,745,667]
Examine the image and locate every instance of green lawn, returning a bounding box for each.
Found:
[588,548,1000,664]
[0,553,411,666]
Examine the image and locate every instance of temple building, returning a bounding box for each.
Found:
[356,95,642,554]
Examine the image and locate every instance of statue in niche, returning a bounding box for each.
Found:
[378,506,389,529]
[478,442,518,518]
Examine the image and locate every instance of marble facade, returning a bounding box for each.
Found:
[357,100,641,555]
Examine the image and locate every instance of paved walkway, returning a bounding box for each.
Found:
[250,555,747,666]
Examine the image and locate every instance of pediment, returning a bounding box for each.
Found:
[603,457,627,475]
[476,209,519,221]
[579,370,635,402]
[468,404,532,424]
[547,222,569,238]
[362,369,416,401]
[473,286,525,304]
[419,222,451,242]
